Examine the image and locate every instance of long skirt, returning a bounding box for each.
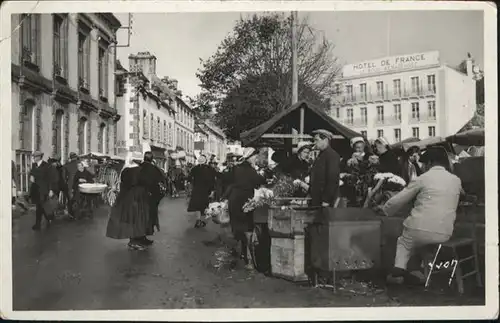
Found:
[106,186,152,239]
[228,189,254,241]
[187,185,211,212]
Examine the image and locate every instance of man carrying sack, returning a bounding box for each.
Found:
[30,151,58,230]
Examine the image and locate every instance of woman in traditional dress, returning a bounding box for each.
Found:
[226,147,266,270]
[105,159,152,250]
[373,136,401,175]
[283,142,312,197]
[187,155,217,228]
[72,161,95,219]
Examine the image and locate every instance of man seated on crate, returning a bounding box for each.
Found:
[378,146,462,285]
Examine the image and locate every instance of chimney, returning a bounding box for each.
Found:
[466,53,474,77]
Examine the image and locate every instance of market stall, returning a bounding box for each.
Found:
[238,101,386,282]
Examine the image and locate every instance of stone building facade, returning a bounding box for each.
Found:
[11,13,121,192]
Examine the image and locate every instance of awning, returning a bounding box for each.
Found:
[390,137,420,150]
[240,101,361,156]
[446,128,485,147]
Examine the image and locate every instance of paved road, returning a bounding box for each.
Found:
[12,197,484,310]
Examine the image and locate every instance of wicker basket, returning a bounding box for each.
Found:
[79,183,107,194]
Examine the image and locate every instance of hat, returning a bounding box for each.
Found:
[375,136,390,147]
[350,136,365,148]
[420,146,450,165]
[69,152,78,159]
[242,147,259,160]
[312,129,335,140]
[295,141,313,154]
[33,151,44,158]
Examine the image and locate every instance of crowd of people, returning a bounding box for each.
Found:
[13,129,468,285]
[12,151,97,230]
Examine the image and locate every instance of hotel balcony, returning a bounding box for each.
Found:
[373,116,402,126]
[408,113,437,124]
[343,117,368,127]
[338,81,436,106]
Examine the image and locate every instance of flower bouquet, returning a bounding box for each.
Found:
[363,172,407,208]
[204,200,229,225]
[242,187,275,213]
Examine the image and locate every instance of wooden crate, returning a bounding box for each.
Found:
[268,207,317,236]
[308,210,382,272]
[270,236,308,282]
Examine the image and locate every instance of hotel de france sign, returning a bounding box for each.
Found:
[342,51,440,78]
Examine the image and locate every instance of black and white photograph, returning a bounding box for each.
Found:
[0,0,497,321]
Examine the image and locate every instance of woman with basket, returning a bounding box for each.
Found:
[225,148,266,270]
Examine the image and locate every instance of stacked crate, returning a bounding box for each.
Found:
[268,206,317,281]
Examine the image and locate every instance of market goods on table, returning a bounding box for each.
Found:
[79,183,107,194]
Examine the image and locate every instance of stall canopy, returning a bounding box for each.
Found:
[390,137,420,150]
[240,101,361,152]
[446,128,485,147]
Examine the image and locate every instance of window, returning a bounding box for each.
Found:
[428,101,436,119]
[394,104,401,121]
[427,74,436,92]
[334,84,340,95]
[411,102,420,120]
[346,85,354,100]
[21,100,37,151]
[177,128,180,146]
[376,105,384,122]
[411,77,419,94]
[394,128,401,142]
[376,81,384,97]
[77,27,90,89]
[169,123,173,146]
[335,108,340,119]
[78,117,88,155]
[98,123,106,153]
[157,117,161,142]
[143,110,149,138]
[53,14,68,79]
[360,83,367,101]
[428,126,436,137]
[361,131,367,138]
[346,108,354,124]
[98,43,109,98]
[377,129,384,138]
[412,127,420,139]
[360,107,367,125]
[393,79,401,96]
[150,114,154,141]
[53,110,64,158]
[163,120,167,144]
[21,14,40,67]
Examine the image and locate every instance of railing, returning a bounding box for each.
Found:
[408,113,437,124]
[374,116,402,126]
[338,81,437,105]
[343,118,368,127]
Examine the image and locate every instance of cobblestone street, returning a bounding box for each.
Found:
[12,197,484,310]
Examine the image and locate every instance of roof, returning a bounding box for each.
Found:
[197,121,225,139]
[240,100,361,147]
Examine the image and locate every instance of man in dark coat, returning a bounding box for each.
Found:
[138,151,165,245]
[309,129,341,207]
[63,152,79,217]
[30,151,58,230]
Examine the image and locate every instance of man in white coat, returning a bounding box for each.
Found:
[381,146,462,285]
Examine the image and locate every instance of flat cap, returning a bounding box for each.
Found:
[32,151,44,157]
[312,129,335,140]
[420,146,450,164]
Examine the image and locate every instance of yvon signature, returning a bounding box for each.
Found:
[425,259,459,287]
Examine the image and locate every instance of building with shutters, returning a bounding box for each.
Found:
[194,120,227,164]
[331,51,481,143]
[115,53,177,171]
[174,96,196,164]
[11,13,121,193]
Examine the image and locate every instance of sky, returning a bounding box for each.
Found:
[114,10,484,98]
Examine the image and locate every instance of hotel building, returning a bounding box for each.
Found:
[11,13,121,193]
[332,51,479,143]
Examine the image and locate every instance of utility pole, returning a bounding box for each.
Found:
[291,11,298,105]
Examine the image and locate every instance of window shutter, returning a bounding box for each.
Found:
[86,119,91,154]
[35,104,41,151]
[30,14,39,64]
